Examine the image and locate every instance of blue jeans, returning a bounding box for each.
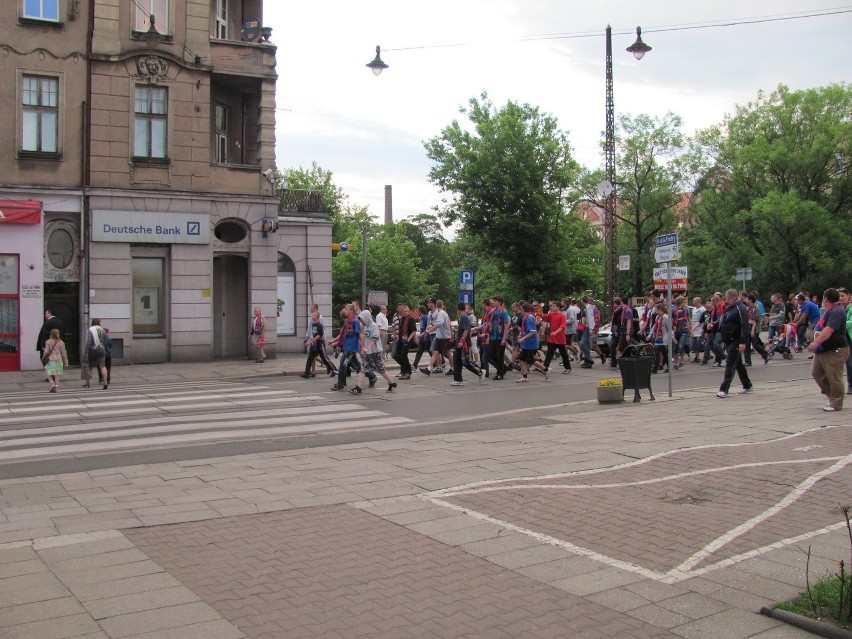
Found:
[580,330,591,363]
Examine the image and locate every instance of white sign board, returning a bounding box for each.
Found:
[654,233,679,263]
[368,290,388,306]
[618,255,630,271]
[92,211,210,244]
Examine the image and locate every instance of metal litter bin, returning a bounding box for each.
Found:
[618,344,656,402]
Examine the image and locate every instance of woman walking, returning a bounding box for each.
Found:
[250,307,267,363]
[87,318,109,390]
[42,328,69,393]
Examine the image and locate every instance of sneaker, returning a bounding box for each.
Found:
[400,374,411,380]
[713,362,722,368]
[478,372,485,384]
[331,384,345,391]
[739,387,753,394]
[433,366,444,373]
[543,369,550,381]
[450,381,464,386]
[716,391,728,398]
[299,373,310,378]
[822,405,837,412]
[516,377,529,383]
[579,363,592,369]
[562,368,571,374]
[49,387,57,393]
[445,369,454,376]
[349,386,362,394]
[419,367,432,376]
[492,375,504,381]
[386,383,397,392]
[102,384,108,390]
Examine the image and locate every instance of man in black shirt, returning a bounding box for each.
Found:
[716,289,753,398]
[36,309,63,358]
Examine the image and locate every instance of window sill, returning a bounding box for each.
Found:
[19,16,64,28]
[18,151,62,161]
[131,157,170,167]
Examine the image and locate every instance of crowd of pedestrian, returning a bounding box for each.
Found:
[301,286,851,412]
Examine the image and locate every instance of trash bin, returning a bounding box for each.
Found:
[618,344,655,402]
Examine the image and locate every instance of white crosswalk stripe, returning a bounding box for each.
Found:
[0,382,411,460]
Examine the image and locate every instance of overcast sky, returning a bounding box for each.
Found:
[267,1,851,226]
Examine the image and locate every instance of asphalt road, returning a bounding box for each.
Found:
[0,356,811,480]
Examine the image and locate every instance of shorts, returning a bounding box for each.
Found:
[361,352,385,374]
[519,349,537,364]
[433,338,450,356]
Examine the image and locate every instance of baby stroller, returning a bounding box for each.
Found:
[766,323,795,360]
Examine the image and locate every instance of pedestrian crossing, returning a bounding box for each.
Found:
[0,382,412,461]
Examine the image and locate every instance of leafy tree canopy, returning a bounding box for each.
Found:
[424,92,593,299]
[684,84,851,295]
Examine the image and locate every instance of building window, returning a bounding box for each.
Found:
[21,75,58,153]
[214,104,228,163]
[214,0,227,39]
[132,257,165,335]
[134,86,168,159]
[134,0,168,34]
[22,0,59,21]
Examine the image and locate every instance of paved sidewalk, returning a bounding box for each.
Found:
[0,353,350,394]
[0,360,849,638]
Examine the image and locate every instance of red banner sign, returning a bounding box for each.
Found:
[0,200,42,224]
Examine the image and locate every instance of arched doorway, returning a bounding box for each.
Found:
[212,220,249,358]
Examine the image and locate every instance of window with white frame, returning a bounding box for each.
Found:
[134,0,169,34]
[21,75,58,153]
[134,86,168,159]
[22,0,59,21]
[214,0,228,39]
[214,104,228,163]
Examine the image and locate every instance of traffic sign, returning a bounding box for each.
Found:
[654,233,679,263]
[339,241,349,252]
[653,266,689,291]
[459,291,473,304]
[736,268,752,281]
[459,269,474,285]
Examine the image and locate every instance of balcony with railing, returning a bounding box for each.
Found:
[278,189,324,215]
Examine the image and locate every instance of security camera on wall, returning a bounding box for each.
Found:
[262,168,276,183]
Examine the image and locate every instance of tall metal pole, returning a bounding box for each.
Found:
[604,26,617,318]
[361,225,367,310]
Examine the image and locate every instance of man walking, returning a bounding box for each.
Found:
[393,304,418,380]
[37,309,63,360]
[806,288,849,412]
[716,288,753,398]
[487,296,510,380]
[450,302,484,386]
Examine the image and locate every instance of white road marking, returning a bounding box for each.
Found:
[424,425,851,583]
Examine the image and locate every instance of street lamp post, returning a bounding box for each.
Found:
[360,224,367,310]
[604,26,651,314]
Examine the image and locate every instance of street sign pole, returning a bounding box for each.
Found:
[666,262,673,398]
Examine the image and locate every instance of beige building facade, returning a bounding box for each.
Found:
[0,0,332,372]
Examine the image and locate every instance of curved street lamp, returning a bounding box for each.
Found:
[604,26,651,314]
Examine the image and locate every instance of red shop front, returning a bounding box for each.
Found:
[0,200,43,372]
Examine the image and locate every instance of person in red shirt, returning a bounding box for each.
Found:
[541,300,571,373]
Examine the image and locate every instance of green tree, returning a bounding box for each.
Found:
[282,162,349,238]
[684,84,852,295]
[580,113,691,298]
[425,92,592,299]
[332,210,431,320]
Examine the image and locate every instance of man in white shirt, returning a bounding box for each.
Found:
[420,299,454,375]
[375,305,389,359]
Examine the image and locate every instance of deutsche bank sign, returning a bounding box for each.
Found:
[92,211,210,244]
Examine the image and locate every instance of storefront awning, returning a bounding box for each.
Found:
[0,200,42,224]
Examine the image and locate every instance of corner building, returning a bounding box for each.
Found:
[0,0,332,371]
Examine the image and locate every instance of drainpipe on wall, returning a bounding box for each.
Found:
[81,0,95,358]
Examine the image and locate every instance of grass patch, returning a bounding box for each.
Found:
[776,574,852,630]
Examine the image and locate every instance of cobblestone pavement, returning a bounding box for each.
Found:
[0,360,848,638]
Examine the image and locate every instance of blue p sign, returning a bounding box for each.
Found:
[459,269,474,285]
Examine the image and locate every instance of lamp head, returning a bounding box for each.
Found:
[626,27,651,60]
[366,45,388,76]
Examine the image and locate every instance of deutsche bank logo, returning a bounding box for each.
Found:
[187,221,201,236]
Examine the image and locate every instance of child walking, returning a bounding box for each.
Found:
[42,328,69,393]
